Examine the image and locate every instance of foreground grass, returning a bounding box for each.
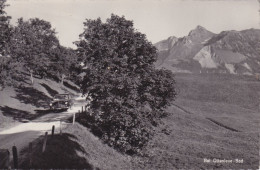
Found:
[19,132,93,169]
[63,123,134,169]
[19,123,134,169]
[142,106,259,169]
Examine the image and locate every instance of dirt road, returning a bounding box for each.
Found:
[0,96,87,164]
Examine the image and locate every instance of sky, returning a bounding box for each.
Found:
[6,0,260,48]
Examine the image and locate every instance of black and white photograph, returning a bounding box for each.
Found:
[0,0,259,169]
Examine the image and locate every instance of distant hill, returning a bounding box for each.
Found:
[155,26,260,75]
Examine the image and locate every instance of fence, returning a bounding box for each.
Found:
[0,106,86,168]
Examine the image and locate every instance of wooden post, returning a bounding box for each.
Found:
[52,125,55,137]
[12,146,18,168]
[42,132,48,153]
[73,113,76,125]
[29,142,32,168]
[60,120,62,135]
[30,70,34,85]
[78,110,80,119]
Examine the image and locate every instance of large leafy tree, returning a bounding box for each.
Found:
[0,0,11,56]
[76,14,176,154]
[10,18,59,84]
[0,0,13,88]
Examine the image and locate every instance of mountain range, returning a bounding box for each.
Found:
[154,26,260,75]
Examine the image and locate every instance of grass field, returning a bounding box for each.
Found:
[140,73,259,169]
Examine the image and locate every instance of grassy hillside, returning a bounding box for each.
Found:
[140,73,259,169]
[0,75,79,130]
[175,73,260,109]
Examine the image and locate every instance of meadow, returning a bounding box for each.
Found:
[140,73,259,169]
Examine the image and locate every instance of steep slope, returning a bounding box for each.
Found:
[169,25,214,60]
[17,123,133,169]
[154,36,178,66]
[206,29,260,58]
[156,26,215,72]
[154,36,178,52]
[155,26,260,75]
[204,29,260,74]
[135,73,259,169]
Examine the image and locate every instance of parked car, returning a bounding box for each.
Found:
[49,93,73,111]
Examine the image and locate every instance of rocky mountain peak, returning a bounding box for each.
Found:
[188,25,214,37]
[155,27,260,75]
[154,36,178,51]
[167,36,177,41]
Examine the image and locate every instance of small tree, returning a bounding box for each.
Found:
[76,14,176,154]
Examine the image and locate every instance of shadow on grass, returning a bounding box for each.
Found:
[12,86,51,108]
[40,83,58,97]
[63,81,80,93]
[0,105,72,123]
[15,76,31,86]
[0,106,33,122]
[0,106,55,122]
[19,133,94,169]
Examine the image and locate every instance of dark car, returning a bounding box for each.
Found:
[49,94,73,111]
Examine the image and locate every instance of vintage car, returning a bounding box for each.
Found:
[49,94,73,111]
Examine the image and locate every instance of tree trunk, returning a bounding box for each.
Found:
[30,70,34,85]
[61,74,65,85]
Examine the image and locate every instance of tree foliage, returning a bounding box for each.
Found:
[0,0,11,56]
[0,0,13,88]
[48,46,78,83]
[10,18,59,84]
[0,2,78,88]
[76,14,176,154]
